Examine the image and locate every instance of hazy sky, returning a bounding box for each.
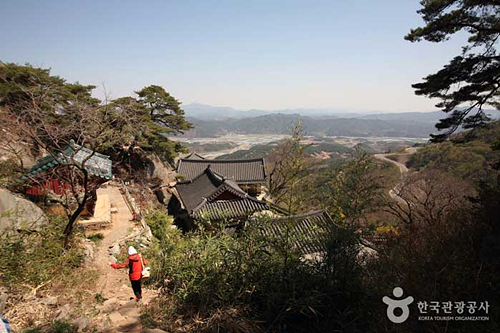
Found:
[1,0,466,112]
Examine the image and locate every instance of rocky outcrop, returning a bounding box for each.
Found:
[154,187,173,206]
[147,154,176,182]
[72,316,89,332]
[0,188,49,233]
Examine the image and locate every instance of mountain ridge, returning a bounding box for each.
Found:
[179,104,500,138]
[181,103,426,120]
[179,113,437,138]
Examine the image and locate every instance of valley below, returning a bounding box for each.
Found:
[171,133,428,159]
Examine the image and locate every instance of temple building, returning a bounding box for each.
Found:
[176,154,267,196]
[169,166,269,229]
[171,154,351,258]
[22,141,112,216]
[257,210,335,257]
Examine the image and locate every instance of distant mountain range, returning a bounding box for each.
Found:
[181,113,438,138]
[182,103,365,119]
[178,103,499,138]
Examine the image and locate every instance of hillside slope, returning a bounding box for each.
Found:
[181,113,436,138]
[408,121,500,182]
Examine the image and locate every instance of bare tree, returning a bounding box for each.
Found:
[0,83,122,246]
[267,121,315,214]
[385,169,473,229]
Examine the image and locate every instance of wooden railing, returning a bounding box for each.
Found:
[119,179,153,239]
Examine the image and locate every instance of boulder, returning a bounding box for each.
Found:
[154,188,172,206]
[147,154,175,182]
[118,306,140,317]
[102,297,118,311]
[108,311,125,326]
[56,304,72,320]
[96,319,112,332]
[98,326,118,333]
[72,316,89,332]
[108,243,120,255]
[39,296,58,306]
[0,188,49,233]
[83,243,94,263]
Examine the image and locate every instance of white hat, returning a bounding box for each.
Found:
[128,246,137,255]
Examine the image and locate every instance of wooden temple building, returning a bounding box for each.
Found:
[171,153,351,258]
[176,153,267,196]
[170,154,269,229]
[22,142,112,215]
[172,153,350,258]
[256,210,335,257]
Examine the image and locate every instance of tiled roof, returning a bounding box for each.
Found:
[176,158,266,184]
[22,141,112,180]
[184,152,205,160]
[256,210,335,255]
[175,167,269,220]
[192,199,269,220]
[176,167,224,213]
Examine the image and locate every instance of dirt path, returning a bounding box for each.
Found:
[91,184,156,333]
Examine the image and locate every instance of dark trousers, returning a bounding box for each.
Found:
[131,279,142,299]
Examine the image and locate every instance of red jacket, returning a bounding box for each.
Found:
[115,253,146,281]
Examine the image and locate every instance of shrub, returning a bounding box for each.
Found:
[94,293,104,304]
[22,320,76,333]
[144,213,368,332]
[0,215,84,287]
[0,157,24,188]
[49,320,75,333]
[86,233,104,244]
[22,328,42,333]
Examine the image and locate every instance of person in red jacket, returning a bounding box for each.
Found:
[110,246,146,301]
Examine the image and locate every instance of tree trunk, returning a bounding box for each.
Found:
[63,197,87,248]
[63,168,90,248]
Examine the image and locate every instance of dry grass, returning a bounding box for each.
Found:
[142,295,263,333]
[5,267,101,332]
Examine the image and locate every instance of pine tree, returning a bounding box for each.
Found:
[406,1,500,141]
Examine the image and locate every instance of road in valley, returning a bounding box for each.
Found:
[373,153,409,178]
[373,147,418,204]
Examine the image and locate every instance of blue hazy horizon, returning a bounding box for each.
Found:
[0,0,466,112]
